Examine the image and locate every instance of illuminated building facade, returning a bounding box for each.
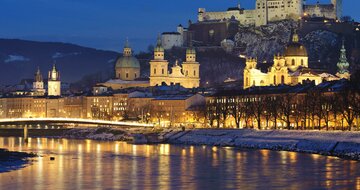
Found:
[243,32,343,89]
[149,37,200,89]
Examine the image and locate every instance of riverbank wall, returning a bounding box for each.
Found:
[0,129,71,137]
[165,129,360,160]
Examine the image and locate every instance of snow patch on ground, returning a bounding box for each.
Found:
[4,55,30,63]
[52,52,81,59]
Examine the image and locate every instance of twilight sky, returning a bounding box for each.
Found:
[0,0,358,52]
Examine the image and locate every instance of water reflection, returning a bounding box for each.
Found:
[0,137,359,189]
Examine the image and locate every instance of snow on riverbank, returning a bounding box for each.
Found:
[166,129,360,160]
[59,127,360,160]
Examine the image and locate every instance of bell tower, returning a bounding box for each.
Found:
[48,64,61,96]
[182,41,200,88]
[32,67,45,96]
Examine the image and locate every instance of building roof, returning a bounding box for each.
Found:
[153,94,196,100]
[104,79,149,85]
[211,79,352,97]
[162,32,181,35]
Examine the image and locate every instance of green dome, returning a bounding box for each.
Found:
[186,47,196,54]
[155,45,164,52]
[115,56,140,68]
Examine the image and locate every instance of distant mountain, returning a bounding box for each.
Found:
[0,39,119,85]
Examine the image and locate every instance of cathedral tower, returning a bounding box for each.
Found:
[149,36,169,86]
[48,64,61,96]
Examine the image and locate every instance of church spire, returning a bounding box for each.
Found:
[337,38,350,74]
[35,66,43,82]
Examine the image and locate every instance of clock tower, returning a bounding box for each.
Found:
[47,64,61,96]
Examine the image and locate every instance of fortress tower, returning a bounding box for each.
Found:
[332,0,343,19]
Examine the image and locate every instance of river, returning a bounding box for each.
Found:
[0,137,359,189]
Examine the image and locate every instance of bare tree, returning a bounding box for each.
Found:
[229,96,246,129]
[251,95,265,130]
[280,93,294,130]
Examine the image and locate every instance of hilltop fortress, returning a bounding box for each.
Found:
[198,0,342,27]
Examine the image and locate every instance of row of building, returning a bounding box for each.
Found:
[0,88,206,127]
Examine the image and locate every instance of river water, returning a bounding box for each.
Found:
[0,137,360,189]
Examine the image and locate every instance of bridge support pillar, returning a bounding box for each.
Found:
[24,125,28,143]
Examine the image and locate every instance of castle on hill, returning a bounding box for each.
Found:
[198,0,342,27]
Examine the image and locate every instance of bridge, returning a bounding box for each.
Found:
[0,118,154,127]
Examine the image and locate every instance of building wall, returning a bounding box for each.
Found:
[161,33,183,50]
[115,67,140,81]
[48,81,61,96]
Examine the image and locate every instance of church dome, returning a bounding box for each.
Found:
[284,32,308,57]
[284,43,308,57]
[115,39,140,69]
[115,56,140,68]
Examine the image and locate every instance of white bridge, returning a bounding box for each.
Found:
[0,118,154,127]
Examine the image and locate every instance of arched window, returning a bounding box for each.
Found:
[274,76,276,84]
[126,73,129,78]
[281,75,285,84]
[292,59,295,66]
[260,80,264,85]
[118,74,121,78]
[135,73,137,78]
[301,59,304,66]
[154,69,156,74]
[253,80,256,86]
[162,69,164,74]
[194,70,196,76]
[186,71,188,76]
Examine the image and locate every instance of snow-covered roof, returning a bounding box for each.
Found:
[104,79,149,85]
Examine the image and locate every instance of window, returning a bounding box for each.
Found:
[162,69,164,74]
[274,76,276,84]
[292,59,295,66]
[246,77,249,86]
[186,71,188,76]
[301,59,304,65]
[194,70,196,76]
[154,69,156,74]
[281,75,285,84]
[135,73,137,78]
[126,73,129,78]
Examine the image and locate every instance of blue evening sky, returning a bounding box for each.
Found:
[0,0,358,52]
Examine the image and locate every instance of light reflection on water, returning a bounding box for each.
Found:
[0,137,359,189]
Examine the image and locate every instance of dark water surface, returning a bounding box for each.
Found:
[0,137,359,190]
